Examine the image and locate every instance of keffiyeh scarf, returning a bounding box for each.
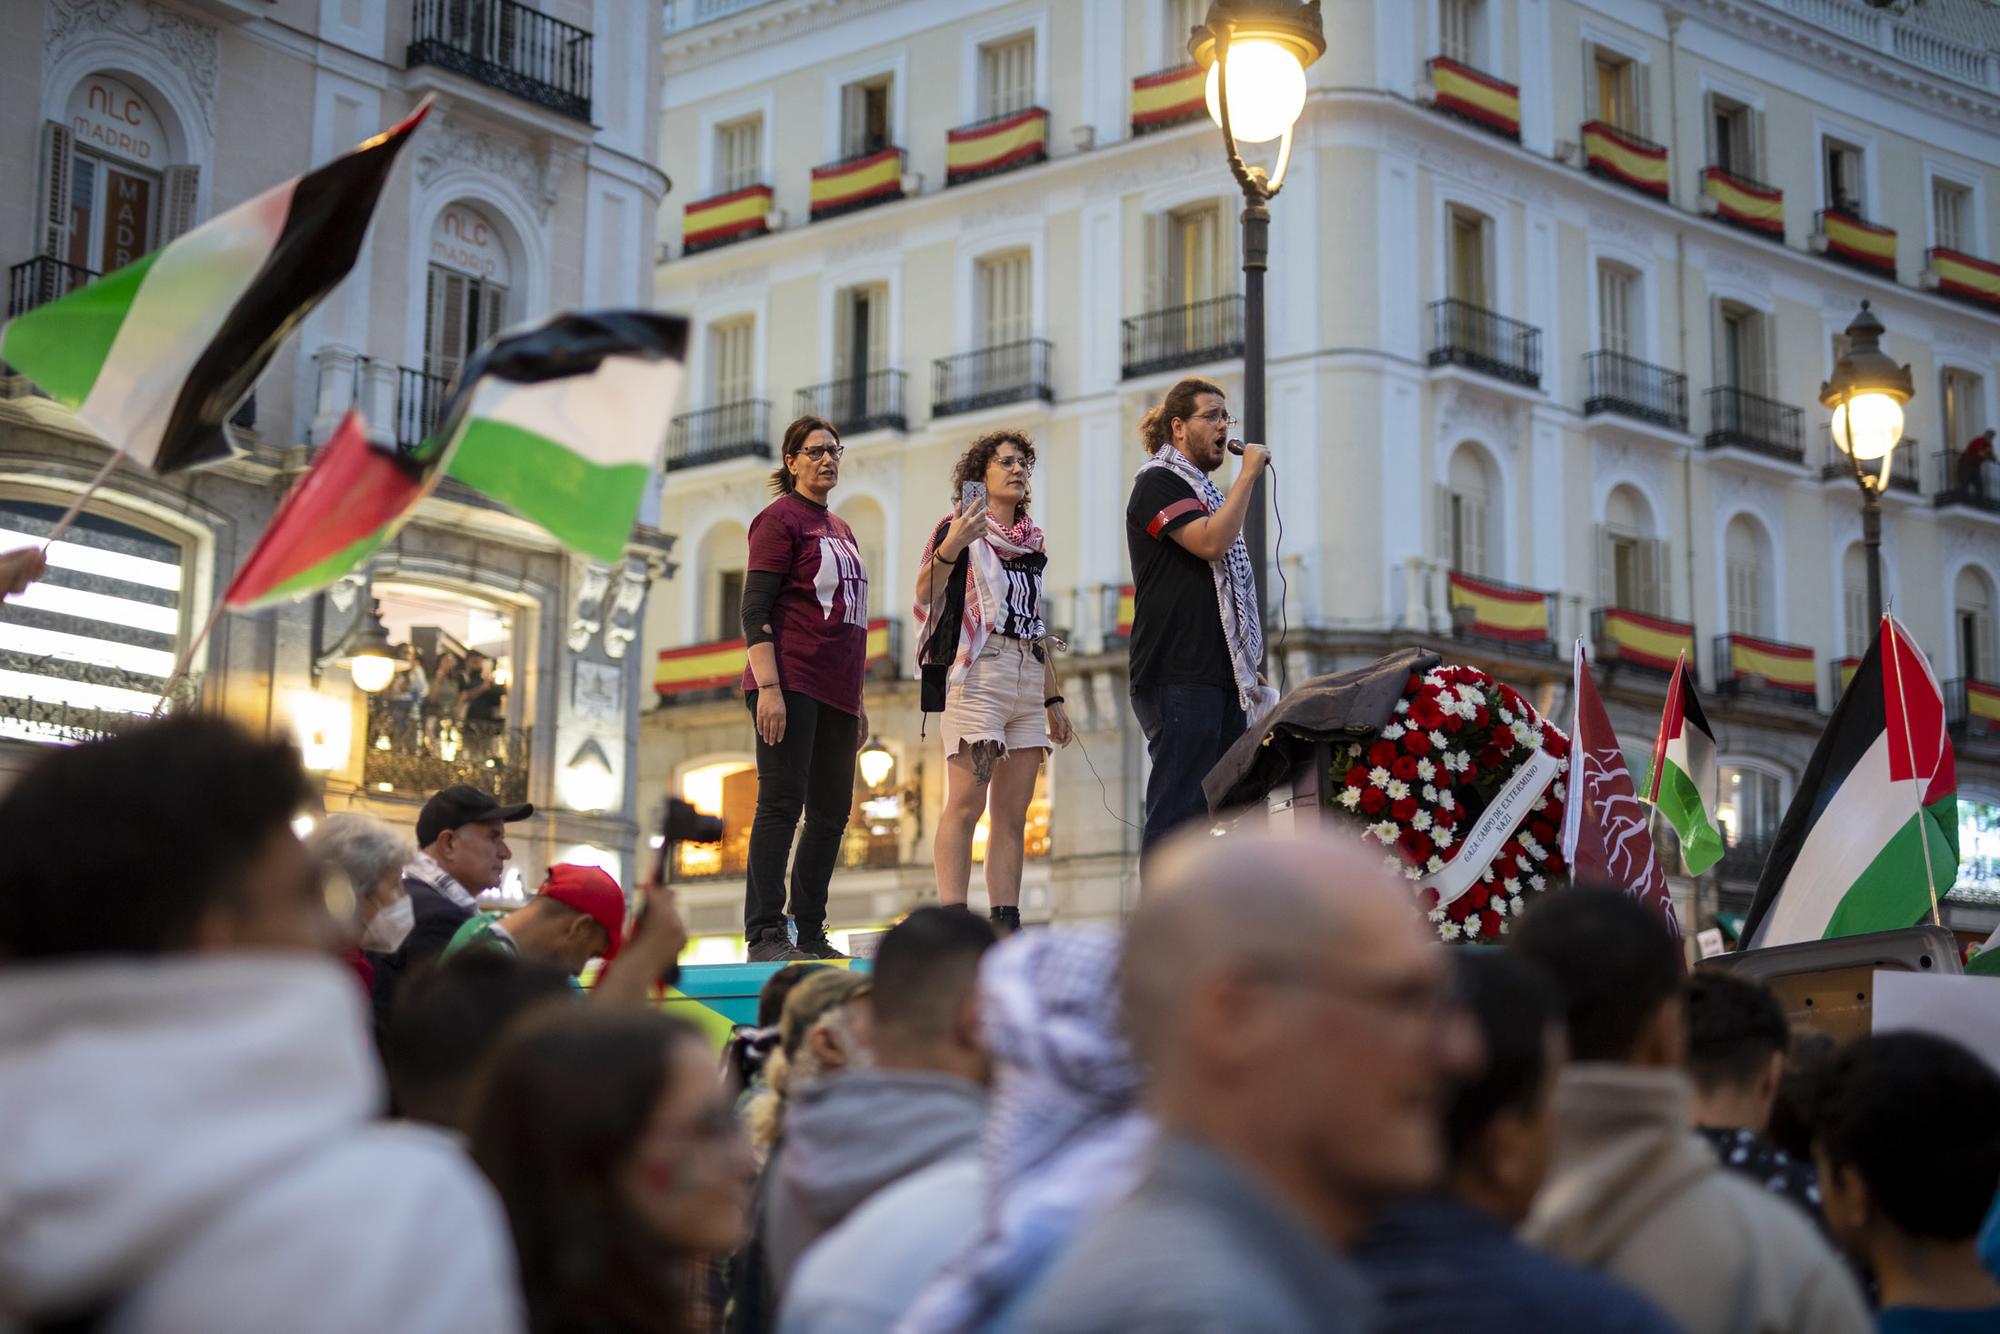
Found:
[911,507,1046,692]
[1138,446,1262,712]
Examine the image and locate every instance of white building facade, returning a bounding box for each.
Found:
[646,0,2000,954]
[1,0,671,892]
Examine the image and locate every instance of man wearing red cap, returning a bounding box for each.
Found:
[442,863,629,989]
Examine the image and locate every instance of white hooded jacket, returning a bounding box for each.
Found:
[0,954,523,1333]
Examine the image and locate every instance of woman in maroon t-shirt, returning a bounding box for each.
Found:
[738,416,870,962]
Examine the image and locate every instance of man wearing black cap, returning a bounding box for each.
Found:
[396,784,533,974]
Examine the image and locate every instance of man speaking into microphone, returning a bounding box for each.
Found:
[1126,376,1269,856]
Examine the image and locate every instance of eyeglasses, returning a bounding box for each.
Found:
[798,444,844,461]
[1192,410,1239,429]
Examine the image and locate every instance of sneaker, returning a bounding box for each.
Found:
[747,928,812,963]
[796,927,848,960]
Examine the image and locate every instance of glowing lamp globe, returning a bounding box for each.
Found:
[858,741,896,790]
[1830,392,1904,463]
[347,648,398,694]
[1203,39,1309,143]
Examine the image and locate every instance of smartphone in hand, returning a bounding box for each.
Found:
[960,479,986,514]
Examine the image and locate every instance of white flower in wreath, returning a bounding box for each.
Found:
[1520,835,1545,860]
[1433,826,1455,848]
[1493,896,1510,917]
[1369,766,1391,789]
[1404,865,1424,881]
[1395,698,1411,714]
[1530,874,1547,892]
[1386,779,1410,801]
[1503,877,1521,896]
[1509,720,1533,747]
[1422,784,1439,803]
[1451,751,1472,773]
[1369,820,1399,843]
[1438,790,1458,811]
[1499,708,1514,725]
[1441,921,1462,941]
[1429,730,1449,750]
[1384,856,1405,876]
[1411,810,1434,831]
[1509,895,1526,915]
[1532,796,1549,813]
[1382,722,1406,740]
[1457,683,1481,703]
[1427,855,1444,872]
[1417,759,1436,782]
[1463,915,1482,938]
[1338,789,1361,809]
[1457,698,1479,720]
[1556,758,1569,776]
[1428,905,1447,923]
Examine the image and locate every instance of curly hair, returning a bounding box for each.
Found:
[1137,377,1225,453]
[770,415,840,497]
[950,430,1037,512]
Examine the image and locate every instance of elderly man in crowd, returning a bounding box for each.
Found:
[1023,828,1480,1334]
[399,784,534,970]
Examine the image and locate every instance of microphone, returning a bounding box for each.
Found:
[1227,438,1245,456]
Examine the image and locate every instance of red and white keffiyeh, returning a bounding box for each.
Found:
[912,507,1046,690]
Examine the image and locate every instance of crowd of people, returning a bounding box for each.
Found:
[5,712,2000,1333]
[373,643,511,763]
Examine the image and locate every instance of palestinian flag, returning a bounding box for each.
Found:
[0,101,429,474]
[1742,616,1958,949]
[436,311,688,564]
[1642,653,1724,876]
[223,410,437,609]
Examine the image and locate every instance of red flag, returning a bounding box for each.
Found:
[1561,639,1685,962]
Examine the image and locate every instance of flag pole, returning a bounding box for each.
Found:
[40,450,124,553]
[1645,652,1683,807]
[1882,614,1944,928]
[150,598,228,719]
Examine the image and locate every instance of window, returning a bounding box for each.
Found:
[708,317,755,402]
[1597,264,1636,356]
[1443,444,1492,577]
[1933,177,1972,252]
[1942,368,1985,450]
[1843,544,1871,661]
[1599,486,1663,614]
[833,283,888,383]
[979,34,1035,119]
[423,266,507,389]
[976,250,1031,349]
[1708,93,1758,178]
[1824,135,1865,214]
[1724,515,1769,637]
[1167,202,1225,308]
[1716,765,1784,861]
[44,78,199,276]
[676,759,758,878]
[368,583,521,786]
[1591,47,1640,134]
[714,115,763,194]
[841,76,893,158]
[1716,301,1768,395]
[1439,0,1484,67]
[715,569,744,643]
[1163,0,1204,66]
[1448,206,1490,308]
[1958,567,1995,681]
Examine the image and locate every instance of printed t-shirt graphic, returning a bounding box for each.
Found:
[741,494,869,715]
[1124,469,1232,692]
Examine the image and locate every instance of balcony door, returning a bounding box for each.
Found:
[1597,264,1636,357]
[1599,485,1662,615]
[1958,568,1995,682]
[1724,514,1770,638]
[424,203,513,395]
[978,34,1035,119]
[48,77,197,277]
[1716,302,1768,397]
[975,250,1031,394]
[1448,206,1490,309]
[841,76,893,158]
[1707,94,1759,179]
[833,284,888,424]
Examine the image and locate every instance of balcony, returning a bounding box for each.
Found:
[931,338,1054,418]
[1448,570,1555,657]
[794,369,907,436]
[1714,833,1774,885]
[364,695,529,804]
[655,617,899,703]
[1811,207,1898,277]
[682,185,774,256]
[1704,386,1804,464]
[1934,448,2000,515]
[1713,632,1818,706]
[1700,166,1784,240]
[6,256,96,319]
[1923,246,2000,313]
[809,148,906,222]
[945,108,1048,186]
[1121,296,1245,380]
[1945,677,2000,741]
[1591,607,1694,679]
[1581,121,1669,199]
[665,399,771,471]
[0,657,178,748]
[395,365,452,453]
[1583,351,1688,432]
[1424,56,1521,141]
[1818,428,1918,494]
[1427,299,1541,389]
[407,0,591,122]
[1130,64,1206,136]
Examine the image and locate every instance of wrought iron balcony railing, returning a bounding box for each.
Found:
[1934,448,2000,514]
[1818,428,1918,493]
[1712,631,1818,707]
[0,656,193,747]
[666,399,772,470]
[407,0,593,122]
[7,255,97,319]
[932,338,1054,417]
[396,365,453,452]
[1427,299,1541,388]
[1704,386,1804,463]
[1715,834,1775,884]
[1583,350,1688,431]
[365,695,529,803]
[794,369,907,436]
[1121,295,1245,379]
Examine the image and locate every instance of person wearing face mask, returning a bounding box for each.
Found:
[305,812,419,992]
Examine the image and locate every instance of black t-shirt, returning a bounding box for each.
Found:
[1125,469,1234,692]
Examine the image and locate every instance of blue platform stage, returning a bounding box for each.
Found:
[658,959,870,1046]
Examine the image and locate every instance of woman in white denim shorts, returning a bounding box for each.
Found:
[912,430,1073,933]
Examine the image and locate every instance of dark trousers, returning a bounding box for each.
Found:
[744,689,857,940]
[1131,683,1245,855]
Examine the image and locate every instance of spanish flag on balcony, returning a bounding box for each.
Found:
[1969,679,2000,730]
[947,109,1048,185]
[1598,608,1694,674]
[1818,210,1897,275]
[1703,168,1784,235]
[1130,65,1206,134]
[1929,248,2000,308]
[683,186,772,254]
[1448,572,1549,644]
[1427,57,1520,140]
[1837,657,1862,693]
[656,619,893,695]
[1582,121,1668,197]
[809,149,903,220]
[1726,633,1817,697]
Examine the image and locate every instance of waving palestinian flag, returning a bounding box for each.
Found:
[1642,654,1724,876]
[1742,616,1958,949]
[0,101,429,474]
[434,311,688,564]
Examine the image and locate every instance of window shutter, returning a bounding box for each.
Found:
[426,268,469,384]
[842,83,865,158]
[1977,610,1994,680]
[1595,523,1616,606]
[1844,581,1869,660]
[1434,483,1454,566]
[1634,61,1652,138]
[1639,538,1665,616]
[1141,211,1164,316]
[480,282,508,351]
[864,286,887,370]
[41,122,74,260]
[162,164,199,241]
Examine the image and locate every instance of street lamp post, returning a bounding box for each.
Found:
[1820,301,1914,625]
[1188,1,1325,665]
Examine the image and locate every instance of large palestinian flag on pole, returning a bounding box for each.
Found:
[1642,653,1725,875]
[0,101,429,474]
[223,410,438,609]
[435,311,688,564]
[1742,616,1958,949]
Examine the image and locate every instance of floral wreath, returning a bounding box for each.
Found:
[1326,665,1572,942]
